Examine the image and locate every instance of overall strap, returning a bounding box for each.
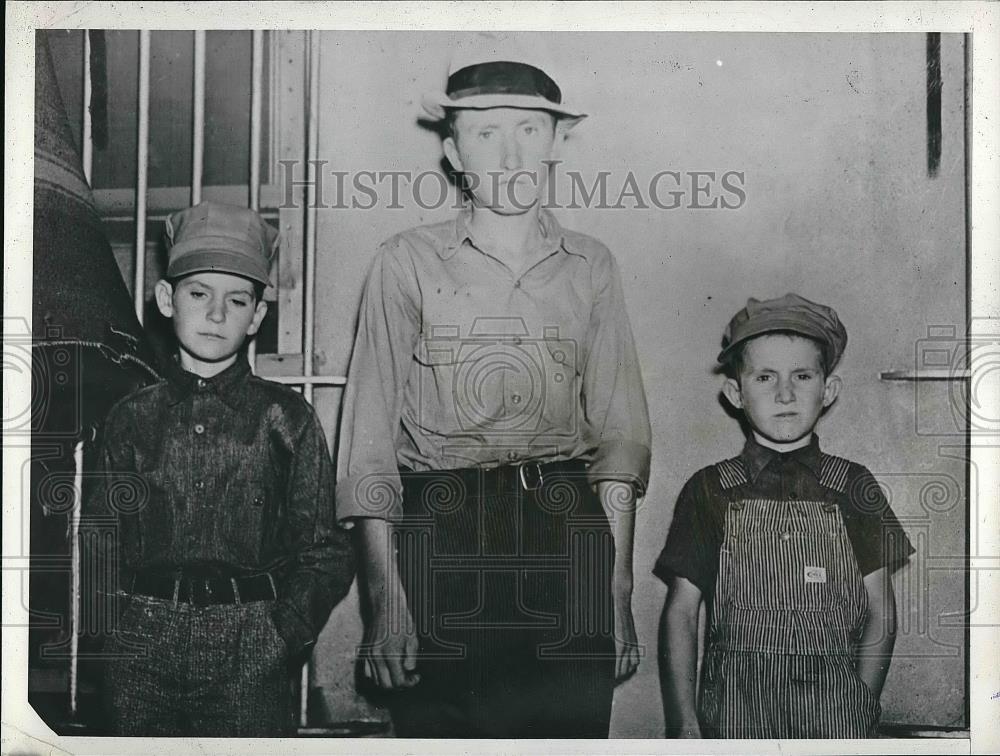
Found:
[715,457,749,490]
[819,453,851,494]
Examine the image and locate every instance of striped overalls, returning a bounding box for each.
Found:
[698,453,882,738]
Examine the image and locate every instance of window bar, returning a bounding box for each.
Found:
[134,31,151,324]
[298,29,322,729]
[262,376,346,386]
[82,31,93,184]
[192,31,206,206]
[304,29,320,403]
[248,30,264,372]
[69,440,84,716]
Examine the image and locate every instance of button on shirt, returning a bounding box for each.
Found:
[336,208,652,522]
[86,357,355,655]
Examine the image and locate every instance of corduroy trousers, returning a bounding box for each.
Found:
[388,462,617,738]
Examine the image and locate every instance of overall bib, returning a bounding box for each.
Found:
[698,454,882,738]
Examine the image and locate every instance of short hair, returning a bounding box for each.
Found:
[722,331,831,383]
[168,274,265,304]
[442,109,459,141]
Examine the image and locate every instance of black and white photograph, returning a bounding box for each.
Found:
[4,2,999,752]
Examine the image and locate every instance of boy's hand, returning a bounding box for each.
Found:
[614,597,640,682]
[360,606,420,690]
[599,480,641,683]
[677,721,703,738]
[355,517,421,690]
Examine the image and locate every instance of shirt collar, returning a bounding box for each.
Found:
[740,434,824,482]
[439,205,581,260]
[164,354,251,409]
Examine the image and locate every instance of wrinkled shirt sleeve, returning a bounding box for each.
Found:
[271,407,356,658]
[335,241,421,524]
[582,251,652,495]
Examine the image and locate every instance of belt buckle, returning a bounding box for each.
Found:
[518,462,544,491]
[188,578,212,606]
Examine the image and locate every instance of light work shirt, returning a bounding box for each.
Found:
[336,207,651,523]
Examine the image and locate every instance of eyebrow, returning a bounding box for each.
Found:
[181,280,254,297]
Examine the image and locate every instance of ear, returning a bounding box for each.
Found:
[245,300,268,337]
[554,116,581,142]
[722,377,744,410]
[443,136,464,173]
[154,280,174,318]
[822,374,842,408]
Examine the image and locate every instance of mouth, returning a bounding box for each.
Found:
[774,412,798,418]
[198,332,226,340]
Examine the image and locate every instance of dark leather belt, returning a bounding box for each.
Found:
[129,570,278,606]
[401,458,589,495]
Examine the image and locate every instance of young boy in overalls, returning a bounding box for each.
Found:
[88,202,355,736]
[655,293,914,738]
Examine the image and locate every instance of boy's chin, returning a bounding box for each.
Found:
[752,427,815,449]
[178,344,245,372]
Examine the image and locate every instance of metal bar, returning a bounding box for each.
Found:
[69,441,84,716]
[303,30,320,399]
[250,31,264,212]
[94,185,278,217]
[192,30,206,206]
[879,369,972,381]
[298,30,322,729]
[248,30,264,372]
[82,31,93,184]
[259,375,346,386]
[134,31,151,324]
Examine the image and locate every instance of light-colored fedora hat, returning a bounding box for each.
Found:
[422,33,587,125]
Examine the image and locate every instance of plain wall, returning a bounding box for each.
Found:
[307,31,968,736]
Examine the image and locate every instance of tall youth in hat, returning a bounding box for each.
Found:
[337,34,651,738]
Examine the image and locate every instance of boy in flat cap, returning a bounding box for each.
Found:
[337,34,650,737]
[88,202,354,736]
[655,293,914,738]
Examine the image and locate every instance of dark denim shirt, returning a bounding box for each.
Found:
[86,356,355,657]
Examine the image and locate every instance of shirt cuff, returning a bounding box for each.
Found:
[335,470,404,525]
[587,439,651,496]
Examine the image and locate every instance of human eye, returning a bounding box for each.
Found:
[229,296,250,308]
[754,373,773,383]
[478,129,494,140]
[187,288,207,300]
[522,124,537,135]
[795,371,816,381]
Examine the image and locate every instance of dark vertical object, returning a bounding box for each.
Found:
[31,30,160,732]
[87,31,108,150]
[927,32,942,177]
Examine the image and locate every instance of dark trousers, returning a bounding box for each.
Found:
[390,462,616,738]
[102,594,295,736]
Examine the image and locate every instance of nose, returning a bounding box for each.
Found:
[501,132,522,171]
[206,298,225,324]
[776,377,795,404]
